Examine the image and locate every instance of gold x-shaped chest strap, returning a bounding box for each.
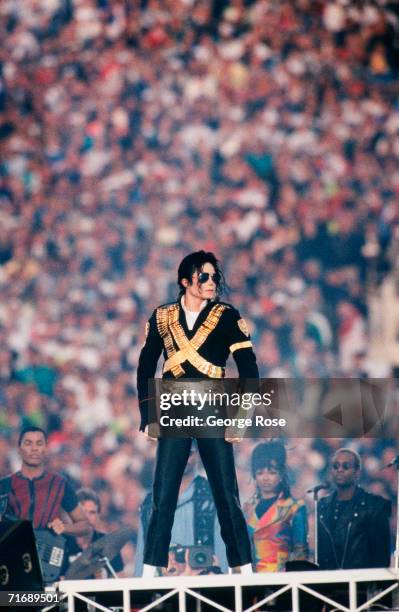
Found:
[157,304,228,378]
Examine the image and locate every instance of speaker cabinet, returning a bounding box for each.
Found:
[0,520,43,591]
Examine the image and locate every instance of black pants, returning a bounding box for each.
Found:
[143,437,252,568]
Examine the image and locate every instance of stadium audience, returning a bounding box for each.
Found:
[1,0,399,572]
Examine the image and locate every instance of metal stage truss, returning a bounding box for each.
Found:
[52,568,399,612]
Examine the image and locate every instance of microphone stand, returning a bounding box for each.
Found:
[312,488,321,566]
[307,484,329,566]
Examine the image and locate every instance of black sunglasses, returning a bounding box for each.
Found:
[332,462,355,471]
[197,272,221,285]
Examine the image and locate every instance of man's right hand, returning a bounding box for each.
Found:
[48,518,66,535]
[225,426,244,443]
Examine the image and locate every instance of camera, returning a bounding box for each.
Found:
[169,544,213,569]
[187,545,213,569]
[170,544,185,564]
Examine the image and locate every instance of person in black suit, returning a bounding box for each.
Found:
[137,250,259,576]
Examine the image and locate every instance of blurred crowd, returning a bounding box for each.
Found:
[1,0,399,573]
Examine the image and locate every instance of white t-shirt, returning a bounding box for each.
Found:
[181,296,208,330]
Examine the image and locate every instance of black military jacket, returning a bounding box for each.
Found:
[317,486,391,570]
[137,299,259,431]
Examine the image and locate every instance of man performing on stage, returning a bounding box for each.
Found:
[0,427,90,538]
[0,426,91,584]
[137,250,259,576]
[318,447,391,570]
[63,488,124,578]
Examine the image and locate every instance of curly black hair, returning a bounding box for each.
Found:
[177,250,227,298]
[251,440,291,498]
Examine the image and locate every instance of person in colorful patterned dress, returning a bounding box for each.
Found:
[244,440,308,572]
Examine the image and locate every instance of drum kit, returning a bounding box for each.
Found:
[65,526,134,580]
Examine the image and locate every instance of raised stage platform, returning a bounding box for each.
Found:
[50,568,399,612]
